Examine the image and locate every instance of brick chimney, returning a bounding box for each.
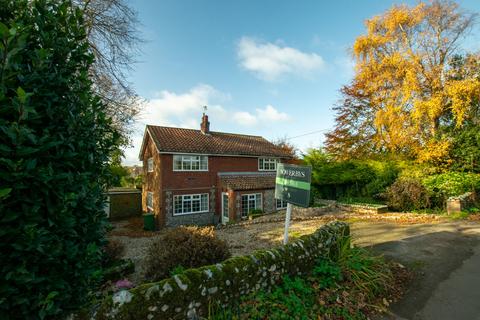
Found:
[200,110,210,134]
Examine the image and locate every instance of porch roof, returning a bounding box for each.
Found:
[219,172,275,191]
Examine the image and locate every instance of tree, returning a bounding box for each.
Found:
[0,0,121,317]
[76,0,144,141]
[338,1,479,162]
[272,136,300,160]
[325,84,377,160]
[109,149,130,186]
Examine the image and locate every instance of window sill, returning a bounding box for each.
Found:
[172,210,209,216]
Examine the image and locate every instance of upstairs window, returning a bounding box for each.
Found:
[258,158,277,171]
[173,155,208,171]
[147,157,154,172]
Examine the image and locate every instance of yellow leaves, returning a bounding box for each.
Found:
[445,79,480,127]
[403,66,421,99]
[374,105,416,151]
[416,139,452,165]
[353,34,387,60]
[384,5,414,32]
[348,1,477,164]
[355,3,426,61]
[412,94,444,125]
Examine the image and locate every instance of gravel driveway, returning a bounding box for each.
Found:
[108,212,446,284]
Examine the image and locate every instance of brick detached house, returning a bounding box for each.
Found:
[139,113,292,228]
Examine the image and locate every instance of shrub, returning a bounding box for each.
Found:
[102,240,125,267]
[423,172,480,207]
[336,238,393,299]
[386,178,431,211]
[0,1,120,318]
[239,276,315,320]
[144,226,231,281]
[248,209,264,219]
[312,260,343,289]
[249,209,263,215]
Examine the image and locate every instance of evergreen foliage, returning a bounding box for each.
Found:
[0,0,120,318]
[303,149,399,201]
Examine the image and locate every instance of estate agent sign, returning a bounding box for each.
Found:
[275,163,312,207]
[275,163,312,244]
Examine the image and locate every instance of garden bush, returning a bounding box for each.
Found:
[102,240,125,267]
[423,172,480,208]
[144,226,231,281]
[0,1,120,318]
[248,209,264,219]
[386,178,431,211]
[303,149,399,201]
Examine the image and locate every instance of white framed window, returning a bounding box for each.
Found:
[276,199,288,209]
[241,193,262,217]
[258,158,277,171]
[147,157,154,172]
[173,193,209,215]
[173,155,208,171]
[147,192,153,210]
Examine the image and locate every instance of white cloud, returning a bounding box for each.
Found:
[138,84,228,127]
[237,37,324,81]
[233,105,289,126]
[233,111,258,126]
[256,104,289,122]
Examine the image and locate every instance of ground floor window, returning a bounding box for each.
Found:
[147,192,153,210]
[173,193,209,215]
[276,199,288,209]
[241,193,262,217]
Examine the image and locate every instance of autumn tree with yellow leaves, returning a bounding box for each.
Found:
[327,0,480,166]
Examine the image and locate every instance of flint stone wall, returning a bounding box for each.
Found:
[90,221,349,320]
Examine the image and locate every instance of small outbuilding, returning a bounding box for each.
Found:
[105,187,142,220]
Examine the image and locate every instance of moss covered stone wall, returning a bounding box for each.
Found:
[91,221,349,320]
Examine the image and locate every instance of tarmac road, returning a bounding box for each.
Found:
[350,221,480,320]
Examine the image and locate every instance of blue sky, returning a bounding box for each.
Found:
[123,0,480,165]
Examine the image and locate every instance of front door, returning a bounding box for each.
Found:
[221,192,229,224]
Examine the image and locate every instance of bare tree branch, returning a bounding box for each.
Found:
[74,0,145,143]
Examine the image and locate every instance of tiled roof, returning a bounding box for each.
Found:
[219,172,275,190]
[141,125,291,159]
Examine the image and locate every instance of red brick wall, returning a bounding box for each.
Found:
[161,155,259,188]
[141,137,164,226]
[161,155,267,217]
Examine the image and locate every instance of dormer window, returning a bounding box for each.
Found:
[258,158,277,171]
[173,155,208,171]
[147,158,154,172]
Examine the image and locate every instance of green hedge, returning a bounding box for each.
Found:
[0,1,121,317]
[423,172,480,198]
[85,221,349,320]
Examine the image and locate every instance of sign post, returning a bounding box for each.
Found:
[275,163,312,244]
[283,203,293,244]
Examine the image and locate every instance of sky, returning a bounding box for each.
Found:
[123,0,480,165]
